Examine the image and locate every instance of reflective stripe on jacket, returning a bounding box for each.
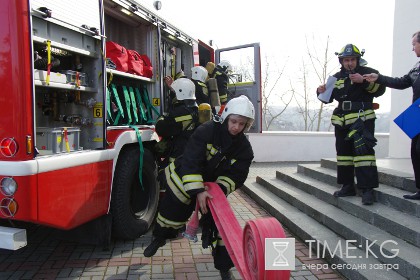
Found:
[164,121,254,204]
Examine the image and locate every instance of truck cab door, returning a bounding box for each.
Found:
[215,43,262,133]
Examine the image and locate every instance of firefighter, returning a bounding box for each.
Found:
[363,30,420,200]
[191,66,210,105]
[210,60,233,106]
[205,61,216,81]
[144,95,255,280]
[316,44,386,205]
[163,69,188,107]
[154,78,199,182]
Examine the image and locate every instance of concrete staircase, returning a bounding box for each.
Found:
[243,159,420,280]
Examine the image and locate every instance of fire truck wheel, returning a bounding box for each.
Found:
[111,146,159,240]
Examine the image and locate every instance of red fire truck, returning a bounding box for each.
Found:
[0,0,262,250]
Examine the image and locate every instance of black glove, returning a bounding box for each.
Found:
[345,129,359,141]
[200,213,217,249]
[352,132,370,156]
[345,119,377,155]
[362,129,377,148]
[154,138,172,157]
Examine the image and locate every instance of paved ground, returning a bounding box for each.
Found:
[0,162,345,280]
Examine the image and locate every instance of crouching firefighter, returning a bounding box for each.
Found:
[316,44,386,205]
[144,95,255,280]
[154,78,199,185]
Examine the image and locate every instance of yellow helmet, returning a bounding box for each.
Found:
[336,44,362,59]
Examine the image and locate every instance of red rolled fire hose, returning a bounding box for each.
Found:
[183,182,291,280]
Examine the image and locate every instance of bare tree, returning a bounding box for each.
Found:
[233,54,293,131]
[305,35,337,131]
[290,59,319,131]
[290,35,337,131]
[260,55,293,130]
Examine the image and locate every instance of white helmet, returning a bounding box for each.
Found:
[220,95,255,131]
[171,78,196,101]
[191,66,208,83]
[218,60,232,73]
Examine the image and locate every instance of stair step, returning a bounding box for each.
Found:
[275,167,420,247]
[320,158,417,192]
[298,163,420,218]
[242,179,407,280]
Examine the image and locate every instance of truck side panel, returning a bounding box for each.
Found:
[0,0,34,161]
[37,160,111,229]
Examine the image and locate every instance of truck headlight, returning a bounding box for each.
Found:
[1,177,17,196]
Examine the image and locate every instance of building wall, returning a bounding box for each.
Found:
[249,132,389,162]
[388,0,420,158]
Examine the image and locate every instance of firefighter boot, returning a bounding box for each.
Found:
[403,191,420,200]
[333,184,356,197]
[362,189,374,205]
[219,269,233,280]
[143,237,166,257]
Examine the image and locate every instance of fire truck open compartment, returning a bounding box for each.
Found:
[102,0,198,119]
[31,4,105,156]
[30,0,206,158]
[103,1,196,79]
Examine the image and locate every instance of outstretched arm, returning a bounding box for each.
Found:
[363,73,379,82]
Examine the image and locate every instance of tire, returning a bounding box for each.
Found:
[111,146,159,240]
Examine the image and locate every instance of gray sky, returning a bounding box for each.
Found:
[142,0,396,112]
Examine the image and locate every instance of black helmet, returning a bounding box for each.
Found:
[336,44,364,59]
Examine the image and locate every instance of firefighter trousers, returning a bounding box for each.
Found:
[412,134,420,190]
[153,182,234,271]
[335,119,379,189]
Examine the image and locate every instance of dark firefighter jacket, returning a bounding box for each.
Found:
[191,79,209,105]
[376,61,420,103]
[210,65,230,104]
[155,102,198,161]
[321,65,386,128]
[164,120,254,205]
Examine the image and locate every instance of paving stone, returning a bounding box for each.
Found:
[0,162,345,280]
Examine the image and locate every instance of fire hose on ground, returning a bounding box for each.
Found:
[183,182,291,280]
